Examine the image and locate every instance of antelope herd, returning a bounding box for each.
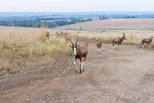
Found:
[67,32,154,74]
[44,31,154,74]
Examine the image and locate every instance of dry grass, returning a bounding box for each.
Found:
[0,27,72,75]
[68,30,154,46]
[56,18,154,30]
[54,18,154,47]
[1,19,154,75]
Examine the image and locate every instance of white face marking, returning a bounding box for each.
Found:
[74,46,77,56]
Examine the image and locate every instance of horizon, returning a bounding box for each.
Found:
[1,11,154,13]
[1,11,154,18]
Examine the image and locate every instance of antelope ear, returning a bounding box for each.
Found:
[77,44,80,47]
[69,45,72,47]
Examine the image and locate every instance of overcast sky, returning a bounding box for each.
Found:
[0,0,154,12]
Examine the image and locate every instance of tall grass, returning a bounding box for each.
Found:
[71,30,154,46]
[1,27,154,75]
[0,28,71,75]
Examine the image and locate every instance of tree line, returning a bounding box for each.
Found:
[0,18,92,28]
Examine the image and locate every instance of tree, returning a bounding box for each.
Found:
[99,15,108,20]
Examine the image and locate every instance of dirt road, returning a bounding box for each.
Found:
[1,43,154,103]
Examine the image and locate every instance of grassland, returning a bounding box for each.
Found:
[1,18,154,103]
[1,18,154,75]
[56,18,154,30]
[0,27,72,75]
[72,30,154,46]
[55,18,154,46]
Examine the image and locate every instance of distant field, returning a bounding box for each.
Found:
[54,18,154,46]
[56,18,154,31]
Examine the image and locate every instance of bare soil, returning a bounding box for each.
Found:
[1,43,154,103]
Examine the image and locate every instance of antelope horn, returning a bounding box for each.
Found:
[69,36,74,45]
[123,32,125,36]
[75,35,79,45]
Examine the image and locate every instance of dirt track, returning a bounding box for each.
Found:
[1,43,154,103]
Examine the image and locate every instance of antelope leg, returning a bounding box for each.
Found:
[99,48,101,54]
[79,61,82,74]
[116,45,118,51]
[119,45,121,51]
[142,45,144,49]
[112,46,115,51]
[82,61,85,72]
[149,45,151,49]
[74,61,78,73]
[83,58,86,72]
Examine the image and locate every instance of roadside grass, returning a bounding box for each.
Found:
[0,28,72,76]
[70,31,154,47]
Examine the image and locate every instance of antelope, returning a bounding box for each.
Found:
[69,35,88,74]
[46,31,50,40]
[65,36,69,45]
[112,32,127,51]
[142,37,153,49]
[96,40,102,54]
[84,41,89,47]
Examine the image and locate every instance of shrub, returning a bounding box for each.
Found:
[38,28,47,42]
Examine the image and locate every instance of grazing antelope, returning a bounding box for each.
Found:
[46,31,50,40]
[112,32,127,51]
[142,37,153,49]
[96,40,102,54]
[69,35,88,74]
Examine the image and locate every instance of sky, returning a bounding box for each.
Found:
[0,0,154,12]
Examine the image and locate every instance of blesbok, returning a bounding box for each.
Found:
[96,40,102,54]
[65,36,69,45]
[142,37,153,49]
[84,41,89,47]
[46,31,50,40]
[69,35,88,74]
[112,32,127,51]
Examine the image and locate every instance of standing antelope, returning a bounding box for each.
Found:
[65,36,69,45]
[142,37,153,49]
[112,32,127,51]
[96,40,102,54]
[69,35,88,74]
[46,31,50,40]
